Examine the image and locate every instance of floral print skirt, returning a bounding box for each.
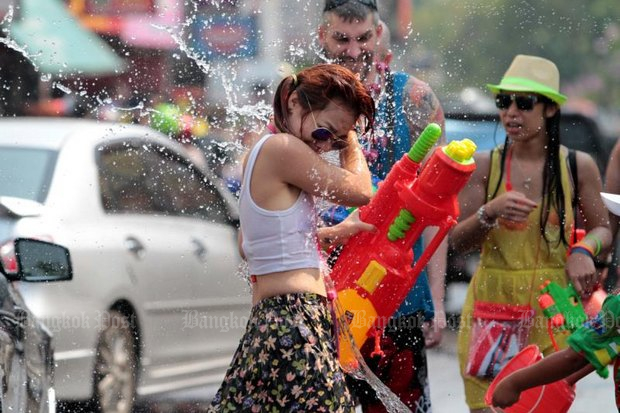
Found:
[208,293,354,412]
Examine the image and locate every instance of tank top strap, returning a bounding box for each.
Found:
[240,134,274,199]
[486,146,503,202]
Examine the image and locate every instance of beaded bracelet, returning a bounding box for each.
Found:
[476,205,498,229]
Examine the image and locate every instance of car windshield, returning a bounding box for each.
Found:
[445,118,506,151]
[0,147,57,203]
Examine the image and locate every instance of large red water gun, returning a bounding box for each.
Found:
[331,123,477,370]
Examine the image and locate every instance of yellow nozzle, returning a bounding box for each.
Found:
[444,138,477,164]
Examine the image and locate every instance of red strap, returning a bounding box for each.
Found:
[505,145,513,192]
[547,318,561,352]
[266,123,277,134]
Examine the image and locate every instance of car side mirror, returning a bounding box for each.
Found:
[1,238,73,282]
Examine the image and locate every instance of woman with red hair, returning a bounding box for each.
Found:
[209,64,376,412]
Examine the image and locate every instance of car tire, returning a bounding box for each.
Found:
[92,310,137,413]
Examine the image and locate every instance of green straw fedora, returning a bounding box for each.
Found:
[487,54,567,105]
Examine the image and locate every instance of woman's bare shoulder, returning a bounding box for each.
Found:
[469,149,493,182]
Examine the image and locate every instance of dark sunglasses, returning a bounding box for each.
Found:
[311,127,349,150]
[324,0,377,12]
[495,93,541,111]
[302,92,349,150]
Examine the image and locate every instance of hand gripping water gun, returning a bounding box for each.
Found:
[537,278,607,379]
[538,281,588,331]
[331,123,477,370]
[538,281,607,330]
[537,226,607,334]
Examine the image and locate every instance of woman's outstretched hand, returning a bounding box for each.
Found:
[319,209,376,250]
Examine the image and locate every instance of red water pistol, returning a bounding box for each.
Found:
[331,123,477,370]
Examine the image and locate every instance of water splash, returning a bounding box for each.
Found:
[114,101,145,112]
[53,82,73,95]
[309,32,337,65]
[151,22,211,78]
[151,1,273,134]
[0,6,43,74]
[235,259,252,294]
[326,276,412,413]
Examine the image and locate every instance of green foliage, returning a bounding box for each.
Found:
[410,0,620,107]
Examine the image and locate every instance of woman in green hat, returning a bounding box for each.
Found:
[449,54,612,412]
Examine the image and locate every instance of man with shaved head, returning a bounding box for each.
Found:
[318,1,447,412]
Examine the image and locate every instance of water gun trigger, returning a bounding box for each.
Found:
[370,328,385,359]
[537,281,587,332]
[550,313,566,328]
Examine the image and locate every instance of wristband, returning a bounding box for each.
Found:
[585,234,602,256]
[573,241,596,257]
[476,205,498,229]
[569,246,594,260]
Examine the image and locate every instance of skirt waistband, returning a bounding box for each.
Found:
[254,292,328,310]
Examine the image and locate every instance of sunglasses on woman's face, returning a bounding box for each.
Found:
[305,99,349,150]
[495,94,540,111]
[311,126,349,150]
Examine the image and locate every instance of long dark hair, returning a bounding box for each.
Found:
[272,64,375,137]
[491,99,568,246]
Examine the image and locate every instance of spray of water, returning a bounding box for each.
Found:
[0,6,43,74]
[324,274,412,413]
[53,82,73,95]
[152,2,273,135]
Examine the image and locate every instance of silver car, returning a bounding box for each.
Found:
[0,118,250,412]
[0,238,73,413]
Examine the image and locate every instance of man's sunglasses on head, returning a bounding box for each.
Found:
[495,93,541,111]
[324,0,378,12]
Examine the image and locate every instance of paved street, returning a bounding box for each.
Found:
[428,328,616,412]
[137,329,617,412]
[58,327,615,412]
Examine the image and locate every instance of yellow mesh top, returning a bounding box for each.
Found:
[457,147,576,409]
[480,146,575,273]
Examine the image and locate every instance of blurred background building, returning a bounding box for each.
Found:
[0,0,422,120]
[0,0,619,139]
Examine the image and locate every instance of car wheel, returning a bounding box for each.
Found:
[93,310,137,413]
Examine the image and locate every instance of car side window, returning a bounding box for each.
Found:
[98,144,160,214]
[148,151,230,223]
[98,141,230,224]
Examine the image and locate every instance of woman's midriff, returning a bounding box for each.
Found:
[251,268,327,305]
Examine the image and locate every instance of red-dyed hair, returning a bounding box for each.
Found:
[273,63,374,136]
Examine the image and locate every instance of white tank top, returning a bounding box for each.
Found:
[239,134,320,275]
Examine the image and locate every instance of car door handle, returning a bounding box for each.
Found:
[125,236,145,258]
[191,238,207,261]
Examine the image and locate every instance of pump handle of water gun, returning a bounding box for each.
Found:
[407,123,442,162]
